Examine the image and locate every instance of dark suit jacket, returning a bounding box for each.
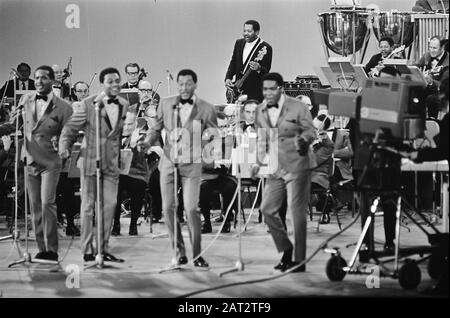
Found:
[0,93,73,170]
[0,79,36,98]
[145,95,218,178]
[414,51,449,87]
[364,53,383,74]
[225,38,272,101]
[59,94,129,176]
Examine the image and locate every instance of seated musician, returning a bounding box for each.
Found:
[364,37,403,78]
[0,62,35,98]
[415,36,449,91]
[200,113,237,234]
[112,109,154,236]
[310,114,335,223]
[135,80,163,223]
[72,81,90,102]
[52,64,72,100]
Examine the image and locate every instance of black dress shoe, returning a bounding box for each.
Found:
[273,260,295,272]
[103,252,124,263]
[178,256,188,265]
[111,226,121,236]
[66,225,80,237]
[290,262,306,273]
[193,257,209,268]
[319,213,330,224]
[83,254,95,262]
[35,251,48,260]
[202,223,212,234]
[129,224,138,236]
[221,222,231,233]
[45,251,59,261]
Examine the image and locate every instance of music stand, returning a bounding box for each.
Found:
[314,58,367,91]
[119,88,139,106]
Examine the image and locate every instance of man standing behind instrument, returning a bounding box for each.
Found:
[122,63,142,89]
[225,20,273,102]
[135,80,161,121]
[52,64,72,100]
[59,67,129,263]
[112,109,151,236]
[364,37,403,77]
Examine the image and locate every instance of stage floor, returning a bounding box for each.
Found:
[0,209,444,298]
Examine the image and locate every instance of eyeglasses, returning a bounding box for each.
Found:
[75,89,88,93]
[127,72,139,76]
[139,89,153,93]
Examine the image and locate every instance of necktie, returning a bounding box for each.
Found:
[21,81,26,90]
[267,103,278,109]
[180,98,193,105]
[107,97,120,105]
[36,94,48,101]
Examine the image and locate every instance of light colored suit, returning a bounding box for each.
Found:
[59,94,128,255]
[145,95,217,258]
[333,129,354,182]
[0,93,73,254]
[255,95,315,263]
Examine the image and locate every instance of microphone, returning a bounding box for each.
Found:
[94,91,106,105]
[16,93,31,110]
[10,68,20,78]
[166,70,174,81]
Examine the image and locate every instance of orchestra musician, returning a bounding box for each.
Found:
[364,37,403,78]
[225,20,273,102]
[52,64,72,100]
[112,109,152,236]
[415,36,449,90]
[142,69,217,268]
[0,62,35,98]
[59,67,129,263]
[199,112,237,234]
[72,81,90,102]
[122,63,142,89]
[0,65,73,261]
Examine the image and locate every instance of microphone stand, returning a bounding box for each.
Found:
[85,96,108,269]
[8,94,59,267]
[159,102,182,273]
[219,100,245,277]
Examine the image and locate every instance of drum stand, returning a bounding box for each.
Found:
[8,95,58,268]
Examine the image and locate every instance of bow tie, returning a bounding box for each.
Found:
[267,103,278,109]
[36,94,48,101]
[53,85,61,89]
[107,97,120,105]
[243,123,255,130]
[129,83,138,89]
[431,57,440,62]
[180,98,193,105]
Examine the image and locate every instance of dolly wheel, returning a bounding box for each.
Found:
[326,255,347,281]
[398,260,421,290]
[428,253,447,280]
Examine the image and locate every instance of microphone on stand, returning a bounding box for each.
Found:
[166,70,174,81]
[10,68,20,79]
[93,91,106,106]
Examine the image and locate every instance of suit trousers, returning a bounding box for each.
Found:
[27,164,61,253]
[80,173,118,255]
[114,175,146,227]
[261,170,311,262]
[160,167,202,258]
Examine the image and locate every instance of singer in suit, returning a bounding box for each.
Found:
[225,20,273,102]
[0,65,73,261]
[59,67,129,263]
[0,62,36,98]
[143,69,217,268]
[252,72,316,272]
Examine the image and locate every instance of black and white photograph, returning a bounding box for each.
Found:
[0,0,448,303]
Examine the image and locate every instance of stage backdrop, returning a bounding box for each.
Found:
[0,0,413,104]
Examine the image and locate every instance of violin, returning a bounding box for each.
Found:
[369,45,405,77]
[61,57,72,82]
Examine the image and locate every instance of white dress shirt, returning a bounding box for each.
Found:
[267,94,285,127]
[431,51,445,70]
[18,79,29,90]
[35,92,54,121]
[242,37,259,64]
[178,95,196,127]
[103,95,119,129]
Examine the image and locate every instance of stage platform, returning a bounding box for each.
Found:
[0,209,443,298]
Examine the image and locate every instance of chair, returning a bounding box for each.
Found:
[309,156,342,232]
